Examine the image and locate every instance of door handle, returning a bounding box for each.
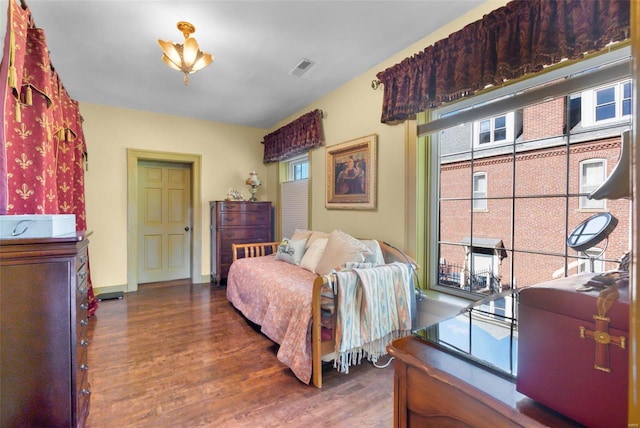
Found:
[185,227,190,232]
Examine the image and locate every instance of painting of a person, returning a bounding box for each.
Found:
[336,156,365,194]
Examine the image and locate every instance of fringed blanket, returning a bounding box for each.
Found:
[332,262,413,374]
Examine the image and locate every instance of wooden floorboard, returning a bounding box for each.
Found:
[86,283,395,427]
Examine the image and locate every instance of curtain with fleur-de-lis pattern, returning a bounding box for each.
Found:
[0,1,97,315]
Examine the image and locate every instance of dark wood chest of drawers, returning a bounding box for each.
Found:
[0,232,91,427]
[210,201,273,283]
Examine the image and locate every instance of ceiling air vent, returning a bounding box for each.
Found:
[289,58,315,77]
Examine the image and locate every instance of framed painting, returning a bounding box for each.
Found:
[326,134,377,210]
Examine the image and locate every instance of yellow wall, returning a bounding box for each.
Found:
[80,103,266,287]
[264,1,508,255]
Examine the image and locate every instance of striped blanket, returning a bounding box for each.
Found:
[331,262,413,373]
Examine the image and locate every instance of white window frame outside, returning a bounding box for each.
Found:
[581,79,632,127]
[579,159,606,210]
[473,112,515,147]
[472,172,487,211]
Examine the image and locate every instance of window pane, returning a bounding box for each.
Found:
[479,120,490,132]
[440,143,472,199]
[512,252,567,288]
[513,197,567,255]
[439,199,471,244]
[623,99,631,116]
[595,104,616,121]
[596,87,615,104]
[494,128,507,141]
[479,131,491,144]
[623,82,631,99]
[494,116,506,128]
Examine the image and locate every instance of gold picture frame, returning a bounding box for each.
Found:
[326,134,377,210]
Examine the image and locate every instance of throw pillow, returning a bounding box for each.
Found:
[300,237,328,273]
[274,238,308,266]
[306,230,329,249]
[314,230,373,276]
[293,229,330,250]
[291,229,313,241]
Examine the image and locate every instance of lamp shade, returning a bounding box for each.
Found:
[158,21,213,84]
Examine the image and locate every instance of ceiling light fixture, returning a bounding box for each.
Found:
[158,21,214,85]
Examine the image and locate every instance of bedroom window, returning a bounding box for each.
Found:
[423,51,632,299]
[288,155,309,180]
[281,154,309,238]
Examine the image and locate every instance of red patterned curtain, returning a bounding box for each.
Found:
[376,0,631,123]
[263,109,324,163]
[0,1,97,315]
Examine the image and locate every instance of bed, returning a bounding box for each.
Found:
[225,230,415,387]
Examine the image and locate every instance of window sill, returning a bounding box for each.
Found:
[420,288,471,310]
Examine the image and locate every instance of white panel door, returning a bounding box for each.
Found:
[138,161,191,283]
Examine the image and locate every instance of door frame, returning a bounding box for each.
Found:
[127,149,202,292]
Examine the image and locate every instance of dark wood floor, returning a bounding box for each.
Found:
[86,282,395,427]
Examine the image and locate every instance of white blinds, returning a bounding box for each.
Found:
[280,179,308,239]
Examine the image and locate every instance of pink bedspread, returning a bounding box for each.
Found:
[226,254,319,384]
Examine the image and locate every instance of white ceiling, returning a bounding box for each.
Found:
[24,0,484,129]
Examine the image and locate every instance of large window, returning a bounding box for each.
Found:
[426,53,632,299]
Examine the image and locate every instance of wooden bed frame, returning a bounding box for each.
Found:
[232,240,415,388]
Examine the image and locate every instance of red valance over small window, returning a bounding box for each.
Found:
[262,109,324,163]
[376,0,631,123]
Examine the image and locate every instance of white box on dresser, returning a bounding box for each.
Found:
[0,214,76,238]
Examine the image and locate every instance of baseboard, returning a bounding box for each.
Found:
[93,284,126,296]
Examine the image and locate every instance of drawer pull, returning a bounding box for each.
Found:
[79,255,88,264]
[78,271,87,281]
[81,387,91,396]
[80,364,89,371]
[80,303,88,310]
[80,339,89,347]
[80,318,88,327]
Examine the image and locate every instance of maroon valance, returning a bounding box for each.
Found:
[262,109,324,163]
[376,0,631,123]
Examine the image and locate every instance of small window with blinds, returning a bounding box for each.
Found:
[281,154,309,238]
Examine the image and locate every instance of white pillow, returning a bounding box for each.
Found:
[314,230,373,276]
[300,237,328,273]
[274,238,307,265]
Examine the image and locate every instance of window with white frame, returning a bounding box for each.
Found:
[473,172,487,211]
[426,51,632,299]
[579,159,606,210]
[288,155,309,180]
[581,79,632,126]
[474,113,515,146]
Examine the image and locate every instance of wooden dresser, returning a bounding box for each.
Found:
[0,232,91,427]
[210,201,272,283]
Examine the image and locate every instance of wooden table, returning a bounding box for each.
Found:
[387,335,583,428]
